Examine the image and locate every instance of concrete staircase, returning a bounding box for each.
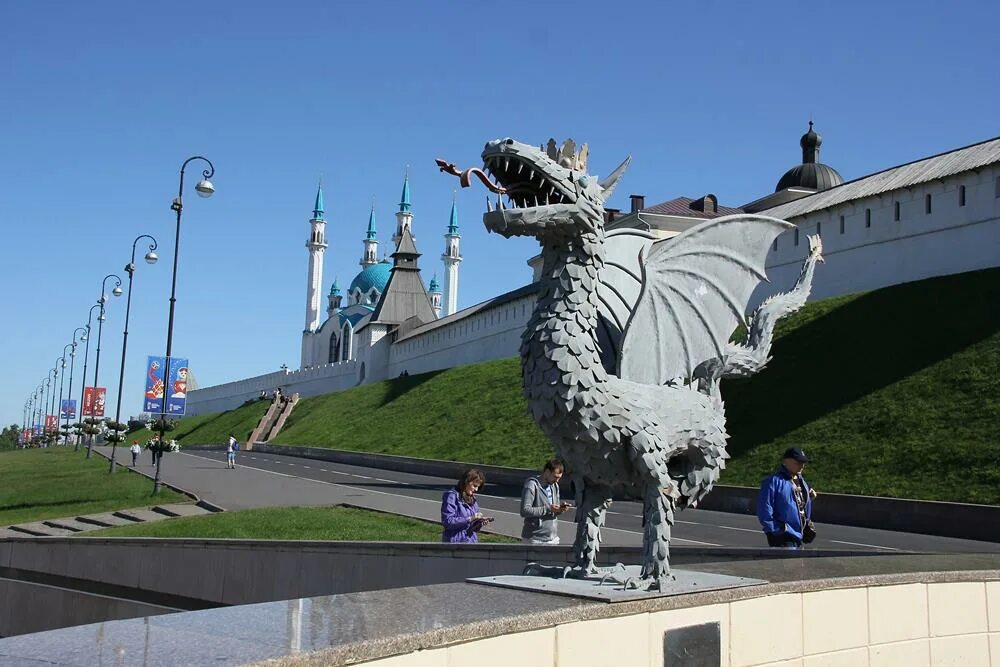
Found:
[2,503,214,537]
[246,393,299,450]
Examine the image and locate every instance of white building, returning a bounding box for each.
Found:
[188,129,1000,416]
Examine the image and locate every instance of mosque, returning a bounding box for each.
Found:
[187,125,1000,416]
[298,173,462,371]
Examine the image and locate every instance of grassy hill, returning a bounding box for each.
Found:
[173,268,1000,505]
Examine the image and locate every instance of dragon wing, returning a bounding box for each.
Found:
[616,214,793,385]
[594,228,659,374]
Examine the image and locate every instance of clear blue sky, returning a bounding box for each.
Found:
[3,0,997,428]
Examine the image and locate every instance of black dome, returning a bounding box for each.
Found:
[775,162,844,192]
[775,121,844,192]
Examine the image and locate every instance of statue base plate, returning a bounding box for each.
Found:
[469,565,767,602]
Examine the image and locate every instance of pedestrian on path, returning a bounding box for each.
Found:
[520,458,571,545]
[129,440,141,467]
[757,447,818,548]
[226,433,239,469]
[441,468,491,543]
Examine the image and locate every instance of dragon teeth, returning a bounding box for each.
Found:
[486,196,493,213]
[517,163,523,175]
[504,158,510,171]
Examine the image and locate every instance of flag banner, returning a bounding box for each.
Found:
[45,415,58,432]
[166,357,189,416]
[60,399,77,419]
[82,387,107,417]
[18,430,25,444]
[33,424,42,437]
[144,356,166,413]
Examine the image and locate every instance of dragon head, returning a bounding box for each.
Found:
[480,138,630,240]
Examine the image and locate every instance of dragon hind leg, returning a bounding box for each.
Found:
[569,482,613,577]
[625,484,675,591]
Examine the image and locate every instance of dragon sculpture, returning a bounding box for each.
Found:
[439,138,823,591]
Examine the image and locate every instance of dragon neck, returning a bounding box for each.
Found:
[523,228,609,399]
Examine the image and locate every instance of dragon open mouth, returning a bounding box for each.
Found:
[481,153,574,213]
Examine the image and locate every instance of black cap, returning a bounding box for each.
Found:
[782,447,809,463]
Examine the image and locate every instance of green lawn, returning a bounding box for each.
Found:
[169,268,1000,505]
[0,448,185,525]
[86,505,516,542]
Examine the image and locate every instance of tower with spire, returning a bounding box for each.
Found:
[327,278,342,318]
[428,275,442,318]
[393,169,413,245]
[441,194,462,316]
[360,198,378,268]
[301,180,328,368]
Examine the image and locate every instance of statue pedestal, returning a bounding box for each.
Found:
[469,565,766,602]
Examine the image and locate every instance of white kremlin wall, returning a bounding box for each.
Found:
[762,164,999,299]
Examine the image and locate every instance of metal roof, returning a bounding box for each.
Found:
[762,136,1000,219]
[640,196,743,219]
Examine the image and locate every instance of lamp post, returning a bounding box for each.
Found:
[44,371,55,445]
[34,385,44,444]
[77,304,101,451]
[49,364,60,443]
[65,327,87,441]
[109,235,158,473]
[86,274,123,459]
[154,155,215,494]
[58,343,74,444]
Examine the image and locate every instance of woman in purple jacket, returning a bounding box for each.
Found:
[441,468,491,543]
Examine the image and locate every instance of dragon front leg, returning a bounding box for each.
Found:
[567,481,613,578]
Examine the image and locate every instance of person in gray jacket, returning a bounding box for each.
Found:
[520,458,572,544]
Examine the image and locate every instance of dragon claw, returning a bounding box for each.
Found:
[807,234,825,262]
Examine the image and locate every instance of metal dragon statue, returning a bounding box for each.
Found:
[438,138,823,591]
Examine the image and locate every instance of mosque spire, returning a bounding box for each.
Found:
[313,178,325,220]
[360,195,379,269]
[366,197,377,240]
[399,167,411,213]
[447,191,460,235]
[393,167,414,245]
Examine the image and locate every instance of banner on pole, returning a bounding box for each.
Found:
[45,415,58,432]
[166,357,189,416]
[33,424,42,438]
[144,356,166,413]
[60,399,77,419]
[144,355,189,416]
[82,387,107,417]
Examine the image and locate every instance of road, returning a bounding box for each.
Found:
[100,447,1000,554]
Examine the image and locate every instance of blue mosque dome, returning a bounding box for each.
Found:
[349,259,392,296]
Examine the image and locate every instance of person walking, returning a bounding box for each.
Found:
[129,440,141,467]
[441,468,491,543]
[226,433,239,469]
[757,447,817,548]
[520,458,571,545]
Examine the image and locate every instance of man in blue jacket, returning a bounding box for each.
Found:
[757,447,816,548]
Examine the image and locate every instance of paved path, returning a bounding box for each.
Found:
[94,446,1000,554]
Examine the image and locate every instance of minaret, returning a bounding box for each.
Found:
[393,169,413,245]
[301,180,328,369]
[327,278,342,318]
[429,275,442,318]
[441,193,462,316]
[360,197,378,268]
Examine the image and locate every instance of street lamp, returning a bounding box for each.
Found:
[49,363,60,443]
[86,274,123,459]
[44,370,55,445]
[154,155,215,494]
[34,384,44,445]
[109,235,158,473]
[58,343,75,444]
[65,327,87,442]
[77,304,101,451]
